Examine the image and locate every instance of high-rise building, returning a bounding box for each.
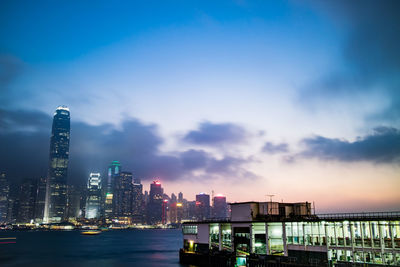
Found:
[144,190,149,204]
[132,178,144,223]
[17,179,37,223]
[9,198,19,223]
[146,181,163,225]
[44,106,70,223]
[195,193,210,221]
[169,193,177,224]
[176,202,183,223]
[113,171,132,218]
[0,172,9,223]
[85,173,102,219]
[162,199,168,224]
[212,194,227,219]
[104,161,121,219]
[66,185,82,219]
[34,177,46,223]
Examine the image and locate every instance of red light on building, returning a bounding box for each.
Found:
[154,180,161,185]
[163,199,168,203]
[196,201,202,206]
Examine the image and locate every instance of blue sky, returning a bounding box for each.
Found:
[1,0,399,211]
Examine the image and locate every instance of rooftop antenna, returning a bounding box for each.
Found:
[265,194,275,214]
[265,194,275,202]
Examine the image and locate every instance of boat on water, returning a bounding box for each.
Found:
[81,230,101,235]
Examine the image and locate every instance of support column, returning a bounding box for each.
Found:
[342,222,346,247]
[265,223,269,255]
[370,222,375,263]
[379,223,385,265]
[283,222,288,256]
[333,222,338,247]
[219,223,222,251]
[350,223,355,263]
[391,223,395,249]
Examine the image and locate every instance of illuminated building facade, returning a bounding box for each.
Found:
[131,178,144,223]
[181,201,400,266]
[162,199,168,224]
[146,181,163,225]
[113,171,132,217]
[176,202,183,223]
[104,161,120,219]
[66,185,82,219]
[0,172,9,223]
[44,106,70,223]
[17,179,37,223]
[85,173,101,219]
[170,202,178,224]
[34,177,46,222]
[195,193,210,221]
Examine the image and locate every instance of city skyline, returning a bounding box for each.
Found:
[0,1,399,213]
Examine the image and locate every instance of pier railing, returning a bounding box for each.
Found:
[316,211,400,220]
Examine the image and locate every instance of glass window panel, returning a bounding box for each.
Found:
[363,222,372,247]
[336,222,344,246]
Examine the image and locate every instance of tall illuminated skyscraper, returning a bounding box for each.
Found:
[85,173,101,219]
[44,106,70,223]
[104,160,121,219]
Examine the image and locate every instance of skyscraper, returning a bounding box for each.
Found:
[34,177,46,223]
[113,171,133,218]
[195,193,210,221]
[0,172,9,223]
[44,106,70,223]
[132,178,144,223]
[104,161,121,219]
[146,181,163,225]
[212,194,227,219]
[66,185,83,219]
[85,173,102,219]
[17,179,37,223]
[169,193,177,224]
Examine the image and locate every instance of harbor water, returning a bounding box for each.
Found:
[0,228,184,267]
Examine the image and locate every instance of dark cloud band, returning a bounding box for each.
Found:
[0,109,257,185]
[183,121,247,146]
[299,127,400,163]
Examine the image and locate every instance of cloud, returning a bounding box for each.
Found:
[301,0,400,120]
[0,108,51,132]
[0,109,257,185]
[298,127,400,163]
[262,142,289,154]
[0,54,24,91]
[183,121,247,146]
[0,55,25,108]
[180,149,209,170]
